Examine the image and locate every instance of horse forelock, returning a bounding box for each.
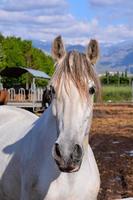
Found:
[50,50,101,101]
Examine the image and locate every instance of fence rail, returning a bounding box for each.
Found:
[7,87,44,111]
[8,87,43,102]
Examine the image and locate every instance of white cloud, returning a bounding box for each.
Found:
[0,0,133,45]
[1,0,67,11]
[0,4,97,43]
[89,0,133,22]
[90,0,133,7]
[91,24,133,44]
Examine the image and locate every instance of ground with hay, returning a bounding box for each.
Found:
[90,104,133,200]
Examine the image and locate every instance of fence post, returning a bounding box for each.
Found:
[31,78,36,112]
[19,88,25,101]
[8,88,16,101]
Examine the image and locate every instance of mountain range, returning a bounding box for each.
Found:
[32,39,133,74]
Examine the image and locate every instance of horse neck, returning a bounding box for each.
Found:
[34,106,91,155]
[35,105,57,145]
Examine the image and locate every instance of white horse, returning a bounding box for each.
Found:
[0,36,101,200]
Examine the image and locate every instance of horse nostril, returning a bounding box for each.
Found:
[54,143,62,159]
[72,144,83,161]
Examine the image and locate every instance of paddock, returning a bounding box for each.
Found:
[90,103,133,200]
[1,38,133,200]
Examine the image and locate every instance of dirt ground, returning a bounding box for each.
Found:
[90,104,133,200]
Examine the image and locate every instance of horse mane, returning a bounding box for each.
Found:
[50,50,101,101]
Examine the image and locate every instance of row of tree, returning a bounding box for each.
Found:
[100,71,133,86]
[0,33,54,88]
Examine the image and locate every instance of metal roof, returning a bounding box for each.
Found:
[0,67,50,79]
[23,68,50,79]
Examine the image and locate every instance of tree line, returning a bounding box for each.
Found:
[0,33,54,88]
[100,71,133,86]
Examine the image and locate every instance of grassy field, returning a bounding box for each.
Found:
[101,85,132,102]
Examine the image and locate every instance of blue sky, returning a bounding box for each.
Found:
[0,0,133,44]
[67,0,91,21]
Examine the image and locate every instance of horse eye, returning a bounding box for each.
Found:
[89,86,96,95]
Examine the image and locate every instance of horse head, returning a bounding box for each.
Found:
[50,36,101,173]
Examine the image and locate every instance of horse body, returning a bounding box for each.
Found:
[0,36,101,200]
[0,90,8,105]
[0,106,99,200]
[0,106,38,199]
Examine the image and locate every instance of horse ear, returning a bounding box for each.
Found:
[86,39,99,65]
[51,35,66,61]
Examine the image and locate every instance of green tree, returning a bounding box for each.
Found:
[0,43,6,68]
[0,35,54,87]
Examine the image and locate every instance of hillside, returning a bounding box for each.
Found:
[33,39,133,73]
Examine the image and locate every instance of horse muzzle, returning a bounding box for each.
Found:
[58,164,81,173]
[52,143,83,173]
